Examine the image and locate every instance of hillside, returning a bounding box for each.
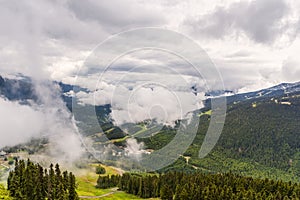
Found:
[144,84,300,181]
[1,74,300,181]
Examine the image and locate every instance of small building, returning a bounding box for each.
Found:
[0,150,7,157]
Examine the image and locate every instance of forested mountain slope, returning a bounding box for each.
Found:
[1,74,300,181]
[144,86,300,181]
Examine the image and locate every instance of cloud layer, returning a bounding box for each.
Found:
[183,0,291,44]
[1,0,300,149]
[0,0,299,94]
[0,80,84,163]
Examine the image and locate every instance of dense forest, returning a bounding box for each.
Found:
[137,93,300,181]
[97,171,300,200]
[7,159,78,200]
[216,96,300,170]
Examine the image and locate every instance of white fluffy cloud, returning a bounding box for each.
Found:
[0,98,44,147]
[0,81,84,162]
[183,0,291,44]
[1,0,300,129]
[1,0,300,92]
[73,71,205,125]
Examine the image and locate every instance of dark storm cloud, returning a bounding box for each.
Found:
[183,0,290,44]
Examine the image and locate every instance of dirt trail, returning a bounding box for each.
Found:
[111,166,124,175]
[79,188,119,199]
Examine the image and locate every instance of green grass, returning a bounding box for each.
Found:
[198,109,212,116]
[0,184,12,200]
[131,124,147,137]
[77,175,111,196]
[108,136,129,143]
[76,164,120,196]
[99,191,159,200]
[108,124,149,143]
[76,164,158,199]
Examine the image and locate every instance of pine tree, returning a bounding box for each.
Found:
[35,164,45,200]
[174,184,181,200]
[7,159,78,200]
[68,172,78,200]
[160,185,173,200]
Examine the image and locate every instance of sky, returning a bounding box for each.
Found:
[0,0,300,92]
[1,0,300,168]
[1,0,300,145]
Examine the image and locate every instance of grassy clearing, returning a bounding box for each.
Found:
[76,164,119,196]
[76,164,124,198]
[77,174,110,196]
[131,124,147,137]
[108,136,129,143]
[198,110,212,117]
[76,164,158,199]
[99,191,159,200]
[0,184,12,199]
[109,124,148,143]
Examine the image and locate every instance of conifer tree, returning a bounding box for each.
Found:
[7,159,78,200]
[160,185,173,200]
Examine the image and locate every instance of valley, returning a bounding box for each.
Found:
[1,75,300,199]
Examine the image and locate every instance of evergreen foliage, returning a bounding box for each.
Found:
[97,171,300,200]
[95,165,106,174]
[7,159,79,200]
[140,94,300,181]
[96,174,120,189]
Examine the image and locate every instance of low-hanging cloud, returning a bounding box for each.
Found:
[76,80,205,126]
[0,79,85,164]
[124,138,144,161]
[0,98,44,147]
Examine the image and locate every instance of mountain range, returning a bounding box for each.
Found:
[1,74,300,181]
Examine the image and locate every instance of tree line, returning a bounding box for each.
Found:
[141,96,300,177]
[97,171,300,200]
[7,159,79,200]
